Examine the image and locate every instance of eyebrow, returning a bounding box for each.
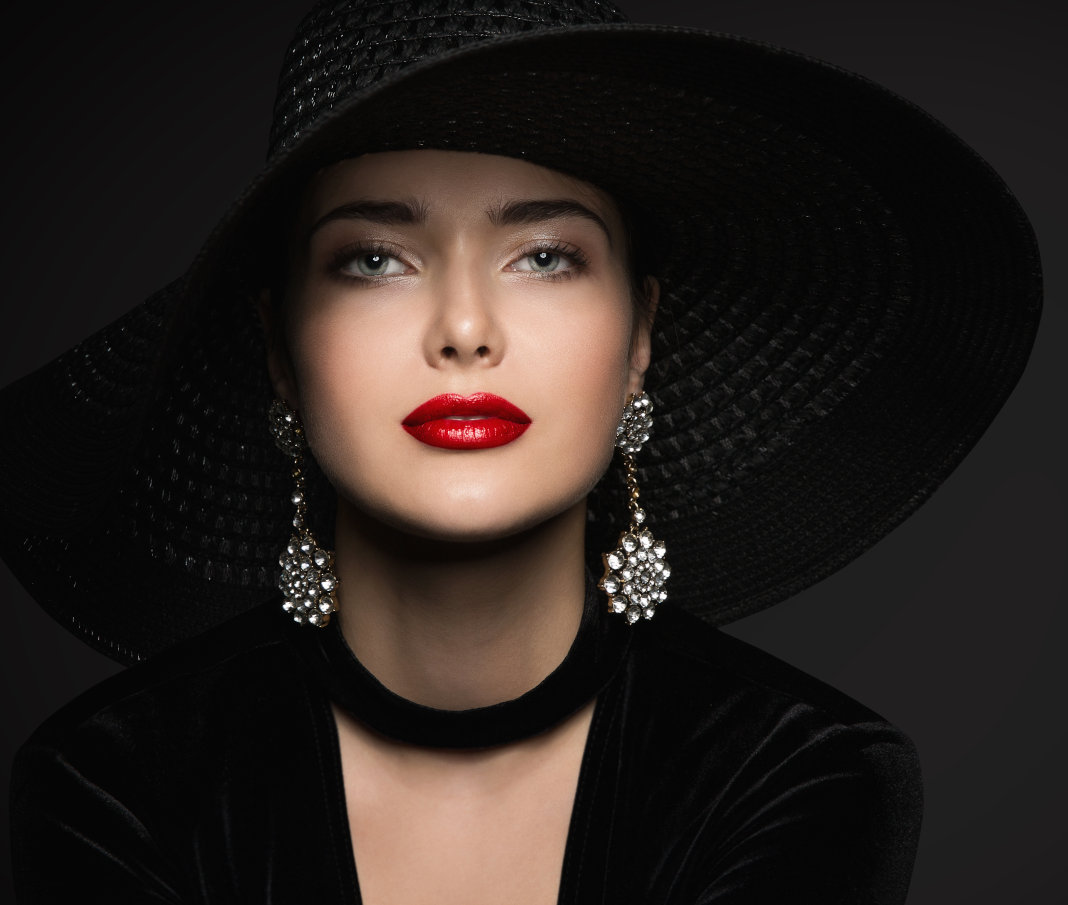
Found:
[305,197,612,244]
[306,199,429,243]
[487,199,612,244]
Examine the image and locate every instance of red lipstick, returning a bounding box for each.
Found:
[402,393,531,450]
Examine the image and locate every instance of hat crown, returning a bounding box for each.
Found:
[268,0,628,158]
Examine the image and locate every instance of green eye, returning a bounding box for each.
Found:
[340,251,407,278]
[355,254,395,276]
[526,251,562,272]
[511,243,586,275]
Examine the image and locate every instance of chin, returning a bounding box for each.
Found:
[394,498,583,545]
[338,481,590,549]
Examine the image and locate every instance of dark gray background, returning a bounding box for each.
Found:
[1,1,1064,901]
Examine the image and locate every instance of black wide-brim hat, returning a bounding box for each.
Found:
[0,0,1042,664]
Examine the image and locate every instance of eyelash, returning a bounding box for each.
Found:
[512,240,589,281]
[325,240,591,285]
[327,241,406,285]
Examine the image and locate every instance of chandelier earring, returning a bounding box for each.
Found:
[268,398,339,627]
[600,391,671,624]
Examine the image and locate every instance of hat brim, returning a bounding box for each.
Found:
[0,25,1041,662]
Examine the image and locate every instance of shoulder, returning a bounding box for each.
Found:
[16,603,311,772]
[624,604,923,831]
[9,606,339,901]
[611,607,923,901]
[11,604,323,866]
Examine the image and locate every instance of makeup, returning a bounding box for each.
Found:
[402,393,531,450]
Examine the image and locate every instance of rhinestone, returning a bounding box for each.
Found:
[661,563,671,579]
[308,612,322,626]
[291,491,304,505]
[299,542,312,554]
[314,550,328,567]
[320,576,336,591]
[633,507,646,524]
[318,600,333,613]
[601,511,667,625]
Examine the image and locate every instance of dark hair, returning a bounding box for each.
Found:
[615,196,661,331]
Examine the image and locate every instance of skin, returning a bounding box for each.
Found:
[260,149,656,903]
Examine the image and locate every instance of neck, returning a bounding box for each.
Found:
[332,500,589,711]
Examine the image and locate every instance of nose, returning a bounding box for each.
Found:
[422,265,505,368]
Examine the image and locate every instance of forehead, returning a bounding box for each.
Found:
[298,149,622,228]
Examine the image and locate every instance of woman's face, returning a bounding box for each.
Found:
[267,149,652,543]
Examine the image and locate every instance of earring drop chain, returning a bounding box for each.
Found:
[623,452,644,525]
[291,457,307,530]
[271,399,339,628]
[600,392,670,624]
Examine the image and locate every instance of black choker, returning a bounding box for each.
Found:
[293,574,631,749]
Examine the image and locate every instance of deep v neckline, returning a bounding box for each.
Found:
[319,686,618,905]
[290,574,631,903]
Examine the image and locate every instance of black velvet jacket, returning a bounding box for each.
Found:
[10,590,922,904]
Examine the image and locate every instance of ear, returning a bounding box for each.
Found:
[257,289,300,407]
[626,276,659,396]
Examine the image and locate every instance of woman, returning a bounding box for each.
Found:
[0,0,1048,902]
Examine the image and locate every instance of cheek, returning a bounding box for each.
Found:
[545,291,633,389]
[540,333,629,419]
[285,302,414,448]
[522,298,634,456]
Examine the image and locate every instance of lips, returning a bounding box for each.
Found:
[402,393,531,450]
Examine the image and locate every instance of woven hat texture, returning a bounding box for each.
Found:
[0,0,1042,664]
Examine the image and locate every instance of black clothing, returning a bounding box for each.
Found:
[11,598,922,903]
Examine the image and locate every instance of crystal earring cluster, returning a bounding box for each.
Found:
[600,391,670,624]
[269,399,339,627]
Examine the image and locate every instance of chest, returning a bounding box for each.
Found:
[333,702,595,905]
